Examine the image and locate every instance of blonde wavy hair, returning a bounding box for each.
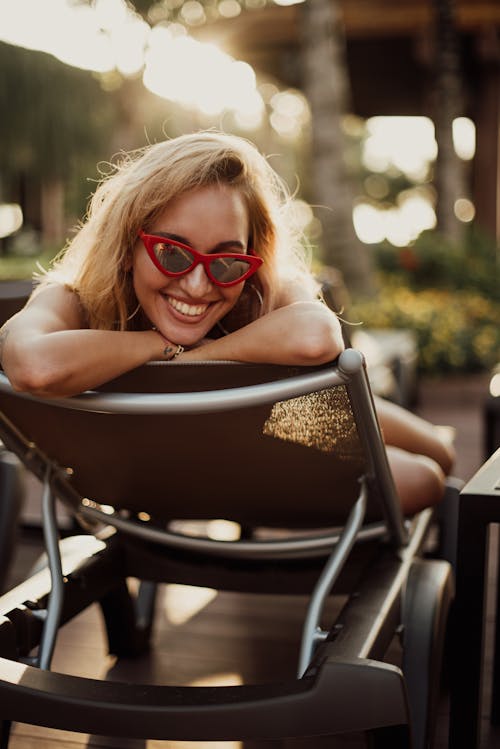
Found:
[40,131,315,331]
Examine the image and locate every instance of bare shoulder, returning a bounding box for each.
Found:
[274,276,319,307]
[8,283,85,333]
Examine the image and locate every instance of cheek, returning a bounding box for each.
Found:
[223,285,244,308]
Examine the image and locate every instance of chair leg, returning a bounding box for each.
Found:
[99,580,154,657]
[135,580,158,635]
[0,719,12,749]
[369,724,412,748]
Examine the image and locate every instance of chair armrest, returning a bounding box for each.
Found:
[461,446,500,497]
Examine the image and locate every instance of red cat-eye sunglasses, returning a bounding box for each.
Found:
[139,230,263,288]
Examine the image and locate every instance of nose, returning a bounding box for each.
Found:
[179,262,214,297]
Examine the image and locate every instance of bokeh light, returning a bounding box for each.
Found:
[269,90,310,138]
[363,116,437,180]
[454,197,475,222]
[490,373,500,398]
[0,204,23,239]
[218,0,242,18]
[353,189,436,246]
[453,117,476,160]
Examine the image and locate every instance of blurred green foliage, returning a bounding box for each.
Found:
[0,247,57,280]
[351,226,500,373]
[0,42,118,215]
[373,225,499,301]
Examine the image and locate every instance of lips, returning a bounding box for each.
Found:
[166,296,209,317]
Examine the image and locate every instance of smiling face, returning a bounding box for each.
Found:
[132,183,250,346]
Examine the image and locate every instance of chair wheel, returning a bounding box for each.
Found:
[402,558,453,749]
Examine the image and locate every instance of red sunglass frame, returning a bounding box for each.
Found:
[138,230,263,287]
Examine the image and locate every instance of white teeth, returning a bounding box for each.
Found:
[167,297,208,317]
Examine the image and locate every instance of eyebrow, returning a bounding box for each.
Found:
[152,231,247,254]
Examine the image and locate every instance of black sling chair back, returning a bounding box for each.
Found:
[0,349,453,748]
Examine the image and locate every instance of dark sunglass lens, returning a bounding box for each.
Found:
[210,257,251,283]
[153,242,194,274]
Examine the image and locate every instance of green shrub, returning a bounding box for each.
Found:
[373,226,500,301]
[351,284,500,374]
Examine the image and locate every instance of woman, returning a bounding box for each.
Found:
[0,130,453,513]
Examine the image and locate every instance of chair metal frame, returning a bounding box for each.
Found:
[0,348,453,747]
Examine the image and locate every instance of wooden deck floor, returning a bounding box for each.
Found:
[4,372,499,749]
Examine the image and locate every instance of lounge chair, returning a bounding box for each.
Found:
[0,349,453,747]
[0,280,33,592]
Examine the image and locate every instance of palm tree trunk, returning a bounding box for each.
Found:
[298,0,374,298]
[433,0,467,244]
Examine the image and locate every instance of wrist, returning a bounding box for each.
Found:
[153,329,184,361]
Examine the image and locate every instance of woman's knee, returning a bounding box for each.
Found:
[388,447,446,515]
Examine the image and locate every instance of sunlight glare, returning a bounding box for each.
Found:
[0,0,266,127]
[109,14,150,75]
[93,0,129,30]
[0,0,143,72]
[144,26,264,122]
[191,673,243,688]
[163,584,217,625]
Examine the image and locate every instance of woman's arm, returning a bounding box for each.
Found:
[180,301,345,367]
[0,285,168,397]
[1,288,344,397]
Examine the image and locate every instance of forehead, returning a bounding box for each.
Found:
[154,184,249,234]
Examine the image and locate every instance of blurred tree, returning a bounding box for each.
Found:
[298,0,374,297]
[432,0,467,244]
[0,41,117,244]
[0,40,181,247]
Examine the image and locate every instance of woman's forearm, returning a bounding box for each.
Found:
[2,327,165,397]
[180,301,345,366]
[2,299,344,397]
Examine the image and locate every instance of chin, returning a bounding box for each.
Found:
[164,323,213,348]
